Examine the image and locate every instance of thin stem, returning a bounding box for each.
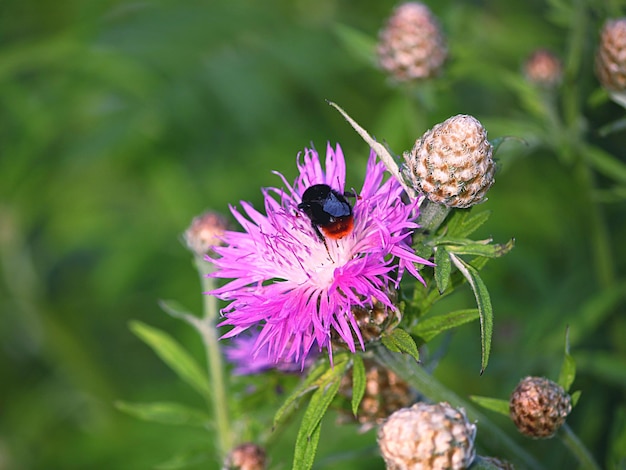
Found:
[374,346,544,470]
[559,423,602,470]
[195,256,233,459]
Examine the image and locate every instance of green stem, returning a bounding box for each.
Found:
[374,346,544,470]
[573,160,615,287]
[559,423,602,470]
[195,256,233,459]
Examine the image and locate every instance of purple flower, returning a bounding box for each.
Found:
[210,143,432,366]
[224,331,316,375]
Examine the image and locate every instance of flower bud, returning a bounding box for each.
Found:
[377,2,447,82]
[183,210,229,256]
[524,49,563,87]
[338,359,414,432]
[404,115,495,208]
[222,443,267,470]
[509,376,572,438]
[595,18,626,92]
[377,402,476,470]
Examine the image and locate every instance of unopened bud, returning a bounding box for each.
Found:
[222,443,267,470]
[524,49,563,87]
[377,402,476,470]
[595,18,626,92]
[509,376,572,438]
[404,115,495,208]
[377,2,447,82]
[183,211,229,256]
[338,358,413,432]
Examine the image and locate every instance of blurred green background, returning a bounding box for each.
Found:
[1,0,625,468]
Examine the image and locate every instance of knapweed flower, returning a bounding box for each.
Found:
[210,143,431,365]
[224,331,316,375]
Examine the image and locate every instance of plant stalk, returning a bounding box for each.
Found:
[196,256,233,460]
[559,423,602,470]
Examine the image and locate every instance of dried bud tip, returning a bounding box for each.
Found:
[377,402,476,470]
[524,49,563,87]
[183,210,229,256]
[222,443,267,470]
[377,2,447,82]
[509,376,572,439]
[404,114,495,208]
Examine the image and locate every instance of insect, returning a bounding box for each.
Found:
[297,184,356,251]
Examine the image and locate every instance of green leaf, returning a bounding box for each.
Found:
[582,144,626,184]
[129,321,211,398]
[292,358,348,470]
[434,246,451,293]
[443,238,515,258]
[413,309,480,343]
[332,23,376,67]
[293,422,321,470]
[470,396,510,417]
[154,449,212,469]
[115,401,210,427]
[444,209,491,238]
[558,328,576,392]
[571,390,582,407]
[449,255,493,374]
[575,351,626,388]
[381,328,420,362]
[351,355,366,417]
[471,455,516,470]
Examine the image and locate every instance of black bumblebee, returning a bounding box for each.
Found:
[297,184,355,244]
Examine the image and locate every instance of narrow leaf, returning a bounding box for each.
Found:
[129,321,211,398]
[571,390,582,407]
[582,144,626,184]
[273,359,330,429]
[449,255,493,374]
[444,209,491,238]
[154,449,212,469]
[558,328,576,392]
[351,355,366,417]
[445,238,515,258]
[292,359,348,470]
[434,246,451,293]
[293,421,321,470]
[413,309,480,343]
[115,401,210,427]
[381,328,420,362]
[333,23,376,66]
[470,396,510,417]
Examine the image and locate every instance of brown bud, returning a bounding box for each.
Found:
[509,376,572,438]
[377,2,447,82]
[377,402,476,470]
[223,443,267,470]
[338,359,414,432]
[524,49,563,87]
[596,18,626,92]
[183,210,229,256]
[404,115,495,208]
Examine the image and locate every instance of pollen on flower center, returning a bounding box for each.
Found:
[298,230,356,288]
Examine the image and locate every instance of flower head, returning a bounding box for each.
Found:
[377,402,477,470]
[210,143,431,365]
[377,2,447,82]
[509,376,572,438]
[404,114,495,208]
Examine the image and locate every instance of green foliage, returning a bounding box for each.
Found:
[129,321,212,400]
[2,0,625,468]
[470,396,511,417]
[381,328,420,362]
